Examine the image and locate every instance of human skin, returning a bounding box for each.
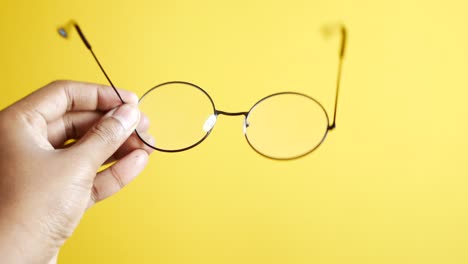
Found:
[0,80,154,263]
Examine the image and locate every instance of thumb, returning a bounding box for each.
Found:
[72,104,141,169]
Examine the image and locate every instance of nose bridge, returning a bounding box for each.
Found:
[215,110,249,117]
[205,110,250,134]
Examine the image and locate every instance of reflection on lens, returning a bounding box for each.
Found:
[137,82,215,151]
[245,93,329,159]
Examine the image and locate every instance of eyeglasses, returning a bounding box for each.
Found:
[57,20,346,160]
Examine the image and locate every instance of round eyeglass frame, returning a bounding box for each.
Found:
[135,80,330,160]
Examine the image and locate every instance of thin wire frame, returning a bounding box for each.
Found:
[57,20,347,160]
[244,91,330,160]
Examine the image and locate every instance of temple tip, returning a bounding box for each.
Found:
[321,23,345,38]
[58,27,68,38]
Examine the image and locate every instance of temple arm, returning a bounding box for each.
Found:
[322,24,347,129]
[57,20,126,103]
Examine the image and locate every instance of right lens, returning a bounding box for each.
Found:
[244,92,329,160]
[137,81,216,151]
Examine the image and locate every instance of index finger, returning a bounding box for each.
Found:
[14,80,138,122]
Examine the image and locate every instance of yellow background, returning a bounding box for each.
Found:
[1,0,468,263]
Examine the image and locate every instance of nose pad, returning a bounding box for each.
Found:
[243,117,250,134]
[203,114,217,132]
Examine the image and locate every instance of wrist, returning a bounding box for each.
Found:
[48,252,58,264]
[0,207,60,263]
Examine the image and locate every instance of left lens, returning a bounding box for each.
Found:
[244,92,329,159]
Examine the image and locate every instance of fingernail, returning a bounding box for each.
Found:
[127,92,139,104]
[143,134,155,147]
[147,135,155,146]
[112,104,140,130]
[139,133,155,154]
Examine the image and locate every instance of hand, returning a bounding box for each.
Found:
[0,80,154,264]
